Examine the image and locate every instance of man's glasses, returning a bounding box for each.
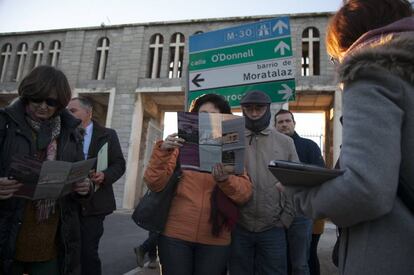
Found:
[30,97,59,107]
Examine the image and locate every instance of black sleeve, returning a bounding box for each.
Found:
[102,129,126,185]
[308,141,326,167]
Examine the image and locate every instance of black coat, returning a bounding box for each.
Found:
[81,121,125,216]
[0,99,87,275]
[291,132,325,167]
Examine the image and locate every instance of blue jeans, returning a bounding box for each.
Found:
[287,216,313,275]
[157,235,230,275]
[230,225,287,275]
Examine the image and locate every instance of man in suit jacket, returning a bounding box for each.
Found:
[68,97,126,275]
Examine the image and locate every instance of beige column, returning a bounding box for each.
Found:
[122,93,144,209]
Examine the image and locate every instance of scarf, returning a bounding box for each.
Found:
[243,105,271,134]
[210,185,239,237]
[25,112,61,223]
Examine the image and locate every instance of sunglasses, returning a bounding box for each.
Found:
[30,97,59,107]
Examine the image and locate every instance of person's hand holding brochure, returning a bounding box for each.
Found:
[268,160,344,187]
[8,155,96,200]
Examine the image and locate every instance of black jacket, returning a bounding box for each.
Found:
[291,132,325,167]
[81,121,125,216]
[0,99,87,275]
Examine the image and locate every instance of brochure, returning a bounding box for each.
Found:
[177,112,245,174]
[9,155,96,200]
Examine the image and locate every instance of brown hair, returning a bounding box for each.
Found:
[18,65,72,112]
[326,0,413,59]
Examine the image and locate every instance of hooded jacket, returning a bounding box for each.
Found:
[0,99,87,275]
[291,17,414,275]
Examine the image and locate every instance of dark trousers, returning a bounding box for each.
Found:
[140,231,159,259]
[11,259,59,275]
[308,234,321,275]
[80,214,105,275]
[158,235,230,275]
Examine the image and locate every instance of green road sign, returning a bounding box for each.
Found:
[189,37,292,71]
[188,80,295,107]
[188,17,296,108]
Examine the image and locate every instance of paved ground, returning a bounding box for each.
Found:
[100,210,339,275]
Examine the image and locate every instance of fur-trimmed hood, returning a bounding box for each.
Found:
[339,17,414,85]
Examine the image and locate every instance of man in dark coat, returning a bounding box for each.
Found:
[67,97,126,275]
[275,109,325,275]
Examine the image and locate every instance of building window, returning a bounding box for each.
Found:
[168,33,185,79]
[301,27,320,76]
[148,34,164,79]
[32,41,44,69]
[14,43,28,82]
[0,43,12,83]
[48,40,61,67]
[93,37,110,80]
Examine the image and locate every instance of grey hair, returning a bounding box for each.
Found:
[71,96,93,112]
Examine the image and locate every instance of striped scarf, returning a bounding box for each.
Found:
[25,114,61,223]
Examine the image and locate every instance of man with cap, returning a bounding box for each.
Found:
[230,90,299,275]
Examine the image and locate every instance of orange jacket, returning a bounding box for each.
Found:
[144,141,253,246]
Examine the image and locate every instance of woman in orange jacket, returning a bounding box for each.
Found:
[144,94,252,275]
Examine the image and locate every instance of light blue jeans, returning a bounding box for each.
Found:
[287,215,313,275]
[230,225,287,275]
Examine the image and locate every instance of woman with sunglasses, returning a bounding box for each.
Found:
[0,65,92,275]
[288,1,414,274]
[144,94,252,275]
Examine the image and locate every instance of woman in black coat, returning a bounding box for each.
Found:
[0,65,91,275]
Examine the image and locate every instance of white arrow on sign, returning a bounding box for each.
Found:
[274,41,290,55]
[278,84,293,101]
[189,58,295,91]
[272,20,288,34]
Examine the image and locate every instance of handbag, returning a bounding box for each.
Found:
[132,161,182,233]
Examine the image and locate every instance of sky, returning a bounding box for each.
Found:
[0,0,343,33]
